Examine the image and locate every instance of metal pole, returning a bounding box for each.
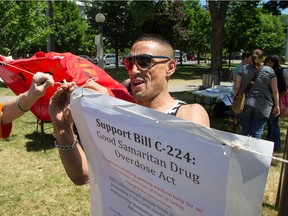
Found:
[285,28,288,62]
[95,13,105,68]
[98,26,104,69]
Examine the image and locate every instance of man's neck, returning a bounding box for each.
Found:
[140,94,176,113]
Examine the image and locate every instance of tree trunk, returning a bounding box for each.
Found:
[208,1,229,84]
[197,50,200,64]
[179,50,183,66]
[278,162,288,216]
[115,48,119,69]
[277,128,288,215]
[228,52,232,69]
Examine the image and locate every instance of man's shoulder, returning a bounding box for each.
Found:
[177,103,207,117]
[176,103,197,115]
[235,63,243,68]
[233,63,242,69]
[176,103,209,127]
[233,63,244,74]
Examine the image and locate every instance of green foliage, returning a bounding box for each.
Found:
[185,1,211,57]
[224,1,286,58]
[145,1,189,49]
[0,0,93,56]
[263,0,288,16]
[129,1,190,52]
[0,0,287,63]
[279,14,288,28]
[129,0,156,26]
[52,1,91,54]
[224,1,261,54]
[101,1,137,52]
[256,13,286,54]
[0,0,48,54]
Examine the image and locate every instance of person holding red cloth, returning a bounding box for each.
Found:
[0,72,54,138]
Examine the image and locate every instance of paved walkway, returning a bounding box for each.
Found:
[168,79,233,92]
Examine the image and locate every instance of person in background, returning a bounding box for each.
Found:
[48,34,210,185]
[232,52,252,82]
[230,53,253,126]
[278,55,288,86]
[264,56,286,151]
[0,72,54,138]
[234,49,280,139]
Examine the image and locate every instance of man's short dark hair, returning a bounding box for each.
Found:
[241,52,252,61]
[136,34,173,49]
[135,34,174,58]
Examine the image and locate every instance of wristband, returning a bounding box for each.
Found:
[16,94,30,112]
[54,137,78,150]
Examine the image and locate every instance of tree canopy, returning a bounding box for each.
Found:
[0,0,287,73]
[263,0,288,15]
[0,0,48,56]
[51,1,91,54]
[0,0,91,57]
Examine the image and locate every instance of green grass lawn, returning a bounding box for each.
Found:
[0,64,286,215]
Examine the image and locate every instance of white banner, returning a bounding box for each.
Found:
[70,87,273,216]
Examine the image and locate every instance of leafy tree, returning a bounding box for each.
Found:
[0,0,92,57]
[141,1,189,47]
[0,0,48,56]
[224,1,285,62]
[52,1,91,54]
[185,1,211,64]
[85,1,206,67]
[279,14,288,28]
[224,1,260,67]
[129,1,190,65]
[129,0,158,26]
[254,13,286,55]
[263,0,288,15]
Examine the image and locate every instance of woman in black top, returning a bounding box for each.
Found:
[264,55,286,151]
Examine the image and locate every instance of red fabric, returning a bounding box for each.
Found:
[0,103,12,138]
[0,122,12,139]
[0,52,136,122]
[280,93,288,117]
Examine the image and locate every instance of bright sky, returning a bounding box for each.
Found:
[200,0,288,15]
[282,8,288,14]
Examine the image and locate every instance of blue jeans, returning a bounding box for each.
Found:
[239,105,268,139]
[266,111,281,151]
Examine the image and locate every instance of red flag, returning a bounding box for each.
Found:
[0,51,135,122]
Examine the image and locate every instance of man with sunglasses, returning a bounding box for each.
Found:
[48,34,209,185]
[121,34,209,125]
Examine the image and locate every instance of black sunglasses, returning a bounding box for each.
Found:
[123,54,171,71]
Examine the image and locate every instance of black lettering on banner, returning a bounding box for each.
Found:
[114,150,157,175]
[95,118,132,140]
[158,171,176,185]
[170,162,200,184]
